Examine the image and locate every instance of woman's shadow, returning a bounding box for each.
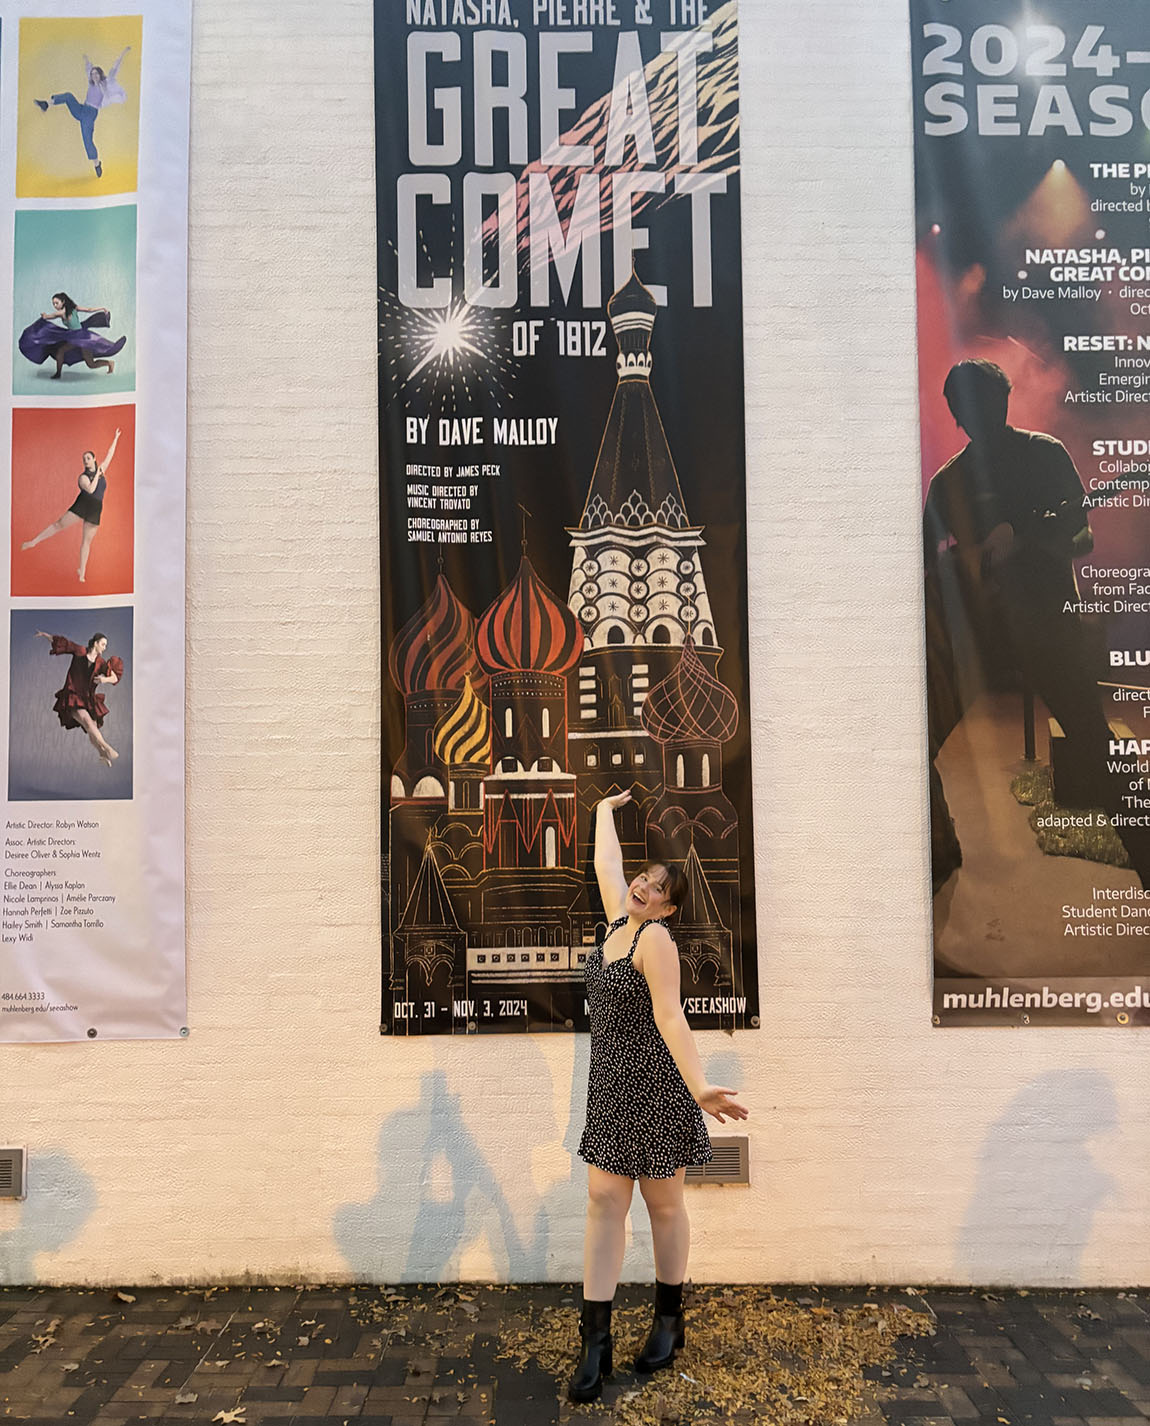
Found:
[335,1063,553,1281]
[955,1068,1118,1285]
[0,1151,96,1284]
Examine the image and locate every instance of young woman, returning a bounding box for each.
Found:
[34,630,122,768]
[569,790,748,1403]
[22,428,121,583]
[34,47,130,180]
[18,292,124,380]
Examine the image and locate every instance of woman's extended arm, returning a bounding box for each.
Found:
[102,428,121,471]
[639,925,749,1124]
[109,47,130,80]
[594,793,631,921]
[40,312,65,323]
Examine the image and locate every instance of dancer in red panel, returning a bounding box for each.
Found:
[34,630,122,767]
[568,790,748,1404]
[22,428,120,582]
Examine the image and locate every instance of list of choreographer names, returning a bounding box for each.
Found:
[2,818,113,943]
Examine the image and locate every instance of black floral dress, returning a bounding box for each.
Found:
[578,916,713,1180]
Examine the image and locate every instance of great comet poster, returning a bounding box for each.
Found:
[377,0,757,1035]
[914,1,1150,1025]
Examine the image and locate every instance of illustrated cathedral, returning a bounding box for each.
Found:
[386,273,747,1028]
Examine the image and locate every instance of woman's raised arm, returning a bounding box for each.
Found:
[593,792,631,921]
[102,428,121,471]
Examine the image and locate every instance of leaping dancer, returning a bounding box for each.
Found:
[34,47,130,180]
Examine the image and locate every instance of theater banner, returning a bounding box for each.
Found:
[377,0,757,1035]
[914,0,1150,1025]
[0,0,189,1042]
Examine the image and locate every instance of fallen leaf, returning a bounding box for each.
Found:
[61,1363,79,1373]
[212,1412,246,1424]
[115,1291,136,1304]
[174,1391,198,1404]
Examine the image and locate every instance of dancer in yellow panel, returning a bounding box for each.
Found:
[33,47,129,181]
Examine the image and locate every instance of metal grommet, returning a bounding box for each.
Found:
[87,1027,98,1038]
[379,1023,390,1034]
[750,1015,760,1028]
[1118,1011,1130,1026]
[1021,1014,1031,1026]
[564,1018,574,1029]
[931,1015,941,1026]
[179,1026,189,1038]
[467,1021,478,1033]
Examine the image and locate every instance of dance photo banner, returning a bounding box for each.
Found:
[913,0,1150,1025]
[0,0,189,1042]
[377,0,757,1035]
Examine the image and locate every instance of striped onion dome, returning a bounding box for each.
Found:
[477,556,584,676]
[641,639,738,745]
[388,574,480,694]
[433,676,491,767]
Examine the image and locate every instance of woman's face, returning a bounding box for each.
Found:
[626,865,674,921]
[82,451,96,472]
[91,637,107,657]
[52,297,64,313]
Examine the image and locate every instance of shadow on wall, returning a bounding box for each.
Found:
[955,1068,1118,1287]
[335,1067,551,1282]
[0,1151,96,1285]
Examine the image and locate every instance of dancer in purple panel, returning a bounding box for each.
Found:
[34,630,122,768]
[18,292,124,381]
[33,47,130,180]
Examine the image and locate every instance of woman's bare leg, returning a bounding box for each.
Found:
[74,708,116,764]
[80,350,112,374]
[638,1170,690,1285]
[77,521,97,581]
[583,1166,634,1301]
[22,511,79,550]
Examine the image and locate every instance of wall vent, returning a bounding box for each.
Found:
[685,1136,749,1185]
[0,1148,25,1200]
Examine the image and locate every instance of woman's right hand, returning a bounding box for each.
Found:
[34,631,51,640]
[599,791,632,811]
[695,1085,749,1124]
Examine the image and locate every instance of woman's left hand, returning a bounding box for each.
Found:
[695,1084,748,1123]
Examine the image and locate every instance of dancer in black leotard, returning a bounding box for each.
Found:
[567,790,749,1404]
[22,428,120,583]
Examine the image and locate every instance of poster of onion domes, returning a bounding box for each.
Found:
[376,0,758,1035]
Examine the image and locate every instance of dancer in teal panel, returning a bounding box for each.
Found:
[34,48,130,180]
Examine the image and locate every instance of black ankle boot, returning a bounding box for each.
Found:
[568,1297,613,1402]
[634,1280,685,1373]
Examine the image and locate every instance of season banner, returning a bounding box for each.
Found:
[377,0,757,1035]
[913,1,1150,1025]
[0,1,189,1042]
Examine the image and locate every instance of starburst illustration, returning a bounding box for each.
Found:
[379,226,517,417]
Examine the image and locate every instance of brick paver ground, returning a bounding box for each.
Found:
[2,1283,1149,1424]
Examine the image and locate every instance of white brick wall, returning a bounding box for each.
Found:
[2,0,1144,1289]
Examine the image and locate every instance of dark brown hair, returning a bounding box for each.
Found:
[645,860,687,911]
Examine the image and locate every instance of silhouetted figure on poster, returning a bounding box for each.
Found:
[924,359,1150,890]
